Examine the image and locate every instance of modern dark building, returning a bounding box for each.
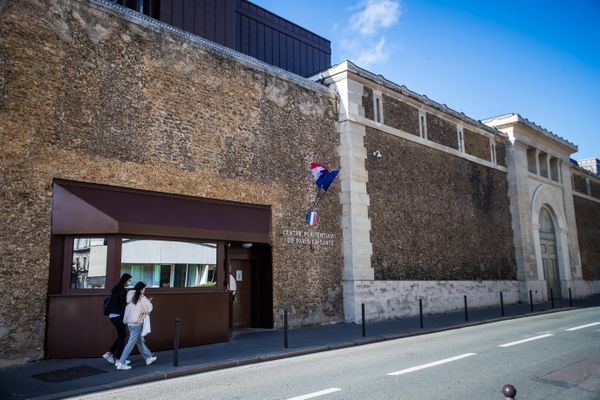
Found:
[113,0,331,77]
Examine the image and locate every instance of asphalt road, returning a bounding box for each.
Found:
[71,308,600,400]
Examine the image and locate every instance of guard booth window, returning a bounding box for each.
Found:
[70,237,108,289]
[120,238,217,288]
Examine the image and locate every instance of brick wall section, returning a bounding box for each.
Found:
[463,128,490,161]
[362,86,374,120]
[573,196,600,280]
[0,0,342,363]
[572,174,589,195]
[426,113,458,149]
[495,141,507,167]
[365,127,516,280]
[382,94,419,135]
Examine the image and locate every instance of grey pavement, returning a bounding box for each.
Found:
[1,295,599,400]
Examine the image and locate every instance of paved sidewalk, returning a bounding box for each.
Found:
[1,295,599,400]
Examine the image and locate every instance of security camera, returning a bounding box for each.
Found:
[372,150,382,158]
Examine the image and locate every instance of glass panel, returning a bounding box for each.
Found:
[120,239,217,288]
[70,237,108,289]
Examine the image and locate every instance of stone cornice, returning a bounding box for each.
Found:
[312,60,507,140]
[482,113,577,153]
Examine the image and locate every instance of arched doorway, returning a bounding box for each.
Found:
[539,207,561,299]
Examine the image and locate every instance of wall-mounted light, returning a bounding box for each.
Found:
[372,150,382,158]
[241,243,253,249]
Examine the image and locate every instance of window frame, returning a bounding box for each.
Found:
[61,234,225,295]
[62,235,116,294]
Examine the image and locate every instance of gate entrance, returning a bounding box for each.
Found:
[539,208,561,299]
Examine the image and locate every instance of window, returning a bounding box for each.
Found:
[457,125,464,152]
[70,237,108,289]
[418,109,427,139]
[120,239,217,288]
[539,152,549,178]
[549,157,559,182]
[527,148,537,174]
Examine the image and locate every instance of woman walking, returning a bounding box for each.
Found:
[102,273,132,364]
[116,281,157,370]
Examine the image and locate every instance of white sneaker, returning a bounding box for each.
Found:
[115,361,131,370]
[102,352,115,365]
[145,356,157,366]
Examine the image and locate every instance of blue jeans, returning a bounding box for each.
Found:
[118,324,152,364]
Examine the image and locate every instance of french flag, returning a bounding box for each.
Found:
[310,163,328,189]
[306,209,318,226]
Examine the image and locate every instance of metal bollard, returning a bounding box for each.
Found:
[569,287,573,307]
[529,290,533,312]
[502,384,516,399]
[419,298,423,329]
[550,288,554,309]
[464,295,469,322]
[500,292,505,317]
[173,317,181,367]
[361,303,366,337]
[284,310,289,349]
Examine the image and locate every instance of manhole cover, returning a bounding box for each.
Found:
[541,357,600,393]
[32,365,107,383]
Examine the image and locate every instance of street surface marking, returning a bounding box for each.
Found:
[387,353,477,376]
[566,322,600,331]
[286,388,342,400]
[498,333,554,347]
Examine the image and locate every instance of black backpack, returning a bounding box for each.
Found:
[103,296,111,316]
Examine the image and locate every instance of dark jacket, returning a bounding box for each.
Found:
[107,285,128,315]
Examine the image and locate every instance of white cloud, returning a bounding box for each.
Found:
[349,0,401,36]
[338,0,401,68]
[341,36,392,68]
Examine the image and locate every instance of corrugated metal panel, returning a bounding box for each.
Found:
[234,0,331,77]
[159,0,236,48]
[122,0,330,77]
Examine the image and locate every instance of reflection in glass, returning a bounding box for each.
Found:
[120,239,217,288]
[71,238,108,289]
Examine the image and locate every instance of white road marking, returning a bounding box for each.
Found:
[498,333,554,347]
[286,388,342,400]
[387,353,477,376]
[566,322,600,331]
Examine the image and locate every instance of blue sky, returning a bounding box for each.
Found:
[254,0,600,159]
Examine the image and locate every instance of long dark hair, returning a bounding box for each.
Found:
[117,273,132,289]
[132,281,146,305]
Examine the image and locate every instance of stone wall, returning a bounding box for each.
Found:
[590,179,600,199]
[355,280,520,320]
[574,196,600,281]
[362,86,374,120]
[463,128,490,161]
[426,113,458,149]
[573,173,588,195]
[365,128,516,281]
[0,0,341,364]
[382,94,419,135]
[495,141,506,167]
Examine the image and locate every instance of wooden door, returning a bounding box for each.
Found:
[539,208,561,299]
[232,260,252,329]
[541,239,561,299]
